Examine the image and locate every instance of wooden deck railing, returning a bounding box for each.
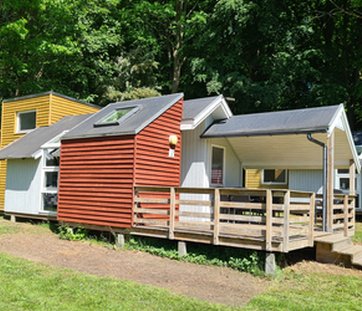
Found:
[133,186,317,253]
[316,193,355,236]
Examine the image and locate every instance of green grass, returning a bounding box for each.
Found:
[0,253,235,311]
[244,269,362,311]
[352,221,362,244]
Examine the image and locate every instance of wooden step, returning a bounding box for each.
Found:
[315,235,351,250]
[334,245,362,263]
[351,258,362,267]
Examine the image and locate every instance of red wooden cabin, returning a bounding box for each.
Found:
[57,93,183,228]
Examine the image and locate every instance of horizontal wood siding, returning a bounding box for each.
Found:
[50,94,99,123]
[245,169,288,189]
[134,99,183,187]
[57,136,135,228]
[134,99,183,221]
[1,94,50,148]
[0,94,50,210]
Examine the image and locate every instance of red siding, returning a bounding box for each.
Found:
[134,98,183,187]
[134,99,183,222]
[57,136,135,228]
[57,98,183,229]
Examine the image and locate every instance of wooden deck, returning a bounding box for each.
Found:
[130,186,354,253]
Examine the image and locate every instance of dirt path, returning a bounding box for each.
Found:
[0,219,269,307]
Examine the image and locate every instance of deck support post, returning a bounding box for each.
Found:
[117,233,125,248]
[265,252,276,275]
[327,130,335,233]
[178,241,187,256]
[10,215,16,223]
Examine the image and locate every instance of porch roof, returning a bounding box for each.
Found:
[202,104,360,171]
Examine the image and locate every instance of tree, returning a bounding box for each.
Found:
[128,0,211,93]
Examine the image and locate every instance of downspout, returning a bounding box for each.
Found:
[307,133,327,232]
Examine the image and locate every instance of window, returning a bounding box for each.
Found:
[17,110,36,132]
[94,106,139,127]
[262,169,287,185]
[41,150,59,212]
[335,169,359,208]
[211,146,224,185]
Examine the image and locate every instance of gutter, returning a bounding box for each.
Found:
[307,133,327,232]
[200,128,328,139]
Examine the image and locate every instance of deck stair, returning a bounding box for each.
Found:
[315,235,362,268]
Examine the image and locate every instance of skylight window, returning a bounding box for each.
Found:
[94,107,139,127]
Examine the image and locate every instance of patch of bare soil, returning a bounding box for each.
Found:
[286,259,362,277]
[0,219,268,307]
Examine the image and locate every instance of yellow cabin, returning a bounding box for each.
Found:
[0,92,100,210]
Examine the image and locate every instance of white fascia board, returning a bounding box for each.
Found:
[329,105,361,173]
[180,95,233,131]
[32,149,42,159]
[327,104,345,137]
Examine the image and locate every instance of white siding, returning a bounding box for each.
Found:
[181,120,210,188]
[289,169,323,193]
[4,158,41,214]
[180,120,242,221]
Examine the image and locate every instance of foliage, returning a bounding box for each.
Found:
[1,0,362,129]
[0,253,232,310]
[58,225,89,241]
[125,236,264,276]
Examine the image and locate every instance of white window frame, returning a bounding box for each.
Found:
[335,169,360,209]
[16,110,36,133]
[261,169,288,185]
[210,144,226,186]
[39,149,59,215]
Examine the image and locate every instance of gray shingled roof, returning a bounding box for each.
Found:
[182,96,219,121]
[0,114,92,159]
[202,104,342,138]
[62,93,183,139]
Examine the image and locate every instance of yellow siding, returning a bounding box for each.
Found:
[50,94,99,124]
[0,92,100,211]
[245,169,289,189]
[1,95,50,148]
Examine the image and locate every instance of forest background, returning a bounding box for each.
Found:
[1,0,362,129]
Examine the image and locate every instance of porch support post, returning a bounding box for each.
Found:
[213,188,220,245]
[349,159,356,196]
[349,159,356,236]
[327,130,335,232]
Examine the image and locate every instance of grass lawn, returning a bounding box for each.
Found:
[1,217,362,310]
[245,269,362,311]
[0,252,234,311]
